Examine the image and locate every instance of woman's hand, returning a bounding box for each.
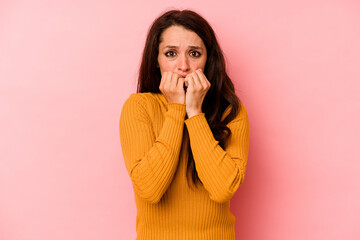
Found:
[159,72,186,104]
[185,69,211,118]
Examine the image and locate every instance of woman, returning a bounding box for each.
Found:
[120,9,249,239]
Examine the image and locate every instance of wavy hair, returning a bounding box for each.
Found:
[137,9,242,188]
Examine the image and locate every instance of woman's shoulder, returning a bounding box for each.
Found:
[222,100,249,124]
[239,102,248,117]
[124,92,153,101]
[123,92,161,106]
[122,92,167,117]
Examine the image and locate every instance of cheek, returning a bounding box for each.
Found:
[196,59,207,70]
[200,55,207,68]
[190,59,206,70]
[159,59,176,72]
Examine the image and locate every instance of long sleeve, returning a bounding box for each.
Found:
[184,103,250,203]
[119,94,186,203]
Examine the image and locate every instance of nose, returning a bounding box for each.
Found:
[177,54,190,73]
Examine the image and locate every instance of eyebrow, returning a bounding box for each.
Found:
[163,45,203,50]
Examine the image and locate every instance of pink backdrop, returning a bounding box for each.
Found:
[1,0,359,239]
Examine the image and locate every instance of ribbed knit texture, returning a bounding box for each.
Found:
[119,92,249,240]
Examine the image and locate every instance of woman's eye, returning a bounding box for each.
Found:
[190,51,201,57]
[165,51,176,57]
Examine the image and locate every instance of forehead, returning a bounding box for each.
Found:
[159,25,204,46]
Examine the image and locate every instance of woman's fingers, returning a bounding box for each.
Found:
[159,71,167,91]
[186,69,210,91]
[160,72,174,90]
[195,69,211,90]
[178,77,185,90]
[184,79,189,88]
[159,71,185,104]
[171,72,180,89]
[161,72,182,89]
[185,74,195,89]
[160,70,209,96]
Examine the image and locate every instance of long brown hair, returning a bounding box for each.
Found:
[137,9,242,188]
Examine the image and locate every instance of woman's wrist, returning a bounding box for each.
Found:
[186,110,202,118]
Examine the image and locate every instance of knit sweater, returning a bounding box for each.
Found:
[119,92,249,240]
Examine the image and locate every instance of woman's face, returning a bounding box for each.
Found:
[157,25,207,78]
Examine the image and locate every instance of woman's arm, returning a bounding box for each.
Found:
[119,94,186,203]
[184,104,250,203]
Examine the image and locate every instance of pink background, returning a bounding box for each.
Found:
[1,0,360,239]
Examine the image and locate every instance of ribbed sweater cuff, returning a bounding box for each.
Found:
[184,113,217,150]
[165,103,186,123]
[184,113,211,138]
[166,103,186,115]
[157,103,186,144]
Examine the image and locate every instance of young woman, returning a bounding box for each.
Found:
[120,9,249,239]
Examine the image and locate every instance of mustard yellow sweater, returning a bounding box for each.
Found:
[119,92,249,240]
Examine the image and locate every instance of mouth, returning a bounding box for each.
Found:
[176,72,187,78]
